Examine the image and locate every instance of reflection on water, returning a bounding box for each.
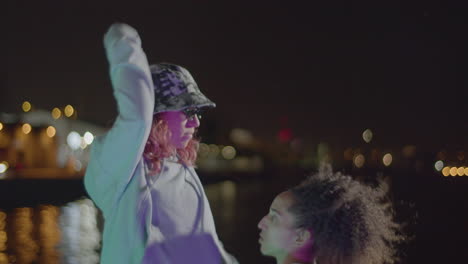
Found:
[1,180,254,264]
[0,199,100,264]
[58,199,100,264]
[2,167,464,264]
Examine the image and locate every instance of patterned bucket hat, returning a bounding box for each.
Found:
[149,63,216,114]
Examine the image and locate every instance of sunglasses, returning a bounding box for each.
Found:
[182,107,204,120]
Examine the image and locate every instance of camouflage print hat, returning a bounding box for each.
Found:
[149,63,216,114]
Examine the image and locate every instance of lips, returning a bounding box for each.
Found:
[181,133,193,140]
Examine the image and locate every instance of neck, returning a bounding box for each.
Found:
[277,255,311,264]
[277,245,314,264]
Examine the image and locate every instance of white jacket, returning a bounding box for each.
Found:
[84,23,235,264]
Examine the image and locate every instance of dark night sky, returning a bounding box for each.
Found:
[4,0,467,150]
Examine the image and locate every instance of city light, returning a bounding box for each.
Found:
[12,208,38,263]
[353,154,365,168]
[442,167,450,176]
[209,144,220,157]
[230,128,254,146]
[441,166,468,177]
[0,162,8,173]
[0,253,7,263]
[198,143,210,158]
[434,160,444,171]
[22,101,32,112]
[0,210,6,261]
[80,139,88,149]
[74,160,83,171]
[59,199,101,263]
[362,129,373,143]
[22,123,32,134]
[37,205,60,263]
[221,146,237,160]
[449,167,458,176]
[382,153,393,166]
[83,132,94,145]
[67,131,81,150]
[64,105,74,117]
[46,126,56,138]
[51,108,61,119]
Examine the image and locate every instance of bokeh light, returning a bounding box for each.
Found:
[464,167,468,176]
[221,146,236,160]
[209,144,220,157]
[83,132,94,145]
[37,205,60,263]
[230,128,254,146]
[80,139,88,149]
[382,153,392,166]
[0,253,8,263]
[12,208,38,263]
[64,105,74,117]
[198,143,210,158]
[51,108,61,119]
[0,210,6,254]
[74,160,83,171]
[0,123,3,131]
[46,126,56,138]
[22,123,32,134]
[353,154,365,168]
[362,129,373,143]
[434,160,444,171]
[457,167,464,176]
[449,167,458,176]
[0,163,7,173]
[67,131,81,150]
[22,101,32,112]
[232,157,250,171]
[59,199,101,263]
[442,167,450,177]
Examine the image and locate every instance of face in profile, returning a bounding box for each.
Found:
[159,110,200,149]
[258,191,304,259]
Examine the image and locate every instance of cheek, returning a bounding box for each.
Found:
[276,229,297,249]
[268,228,296,247]
[167,121,185,137]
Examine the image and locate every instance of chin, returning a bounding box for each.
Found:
[259,245,270,256]
[176,141,190,149]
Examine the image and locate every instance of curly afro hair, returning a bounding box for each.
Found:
[288,165,403,264]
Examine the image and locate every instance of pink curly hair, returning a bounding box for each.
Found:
[143,113,199,175]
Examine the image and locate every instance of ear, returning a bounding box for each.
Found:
[295,228,312,247]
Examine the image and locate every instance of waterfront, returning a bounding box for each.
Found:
[1,167,467,263]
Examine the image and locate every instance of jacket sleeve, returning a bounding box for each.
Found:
[84,23,154,215]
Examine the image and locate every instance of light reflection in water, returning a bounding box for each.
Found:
[38,205,60,264]
[0,199,101,264]
[11,208,38,264]
[58,198,100,264]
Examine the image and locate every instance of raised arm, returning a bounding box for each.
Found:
[84,23,154,214]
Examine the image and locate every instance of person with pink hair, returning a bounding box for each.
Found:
[84,23,237,264]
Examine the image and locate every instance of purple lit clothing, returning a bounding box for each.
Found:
[84,23,236,264]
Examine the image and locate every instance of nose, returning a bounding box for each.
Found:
[187,115,200,128]
[258,215,267,230]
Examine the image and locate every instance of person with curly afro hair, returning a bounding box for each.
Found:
[258,165,403,264]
